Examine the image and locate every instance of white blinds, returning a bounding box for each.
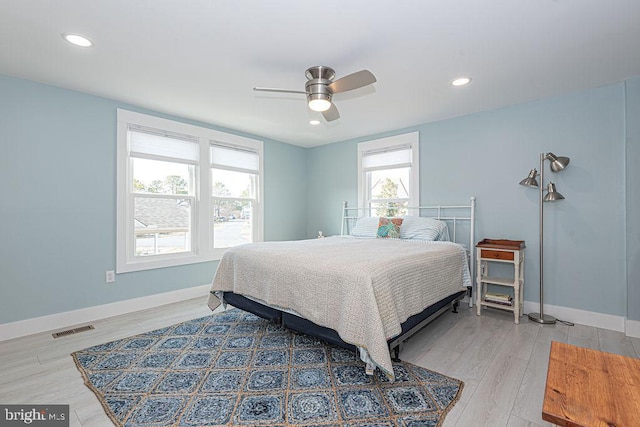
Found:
[129,127,199,164]
[210,144,259,172]
[362,145,412,171]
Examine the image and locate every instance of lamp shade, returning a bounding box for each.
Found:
[543,182,565,201]
[519,169,539,188]
[546,152,570,172]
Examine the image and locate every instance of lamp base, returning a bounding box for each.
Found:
[527,312,557,324]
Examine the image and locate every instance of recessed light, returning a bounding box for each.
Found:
[309,120,321,126]
[451,77,471,86]
[62,33,93,48]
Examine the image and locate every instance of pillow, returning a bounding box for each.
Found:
[349,216,380,237]
[377,217,403,238]
[400,216,450,241]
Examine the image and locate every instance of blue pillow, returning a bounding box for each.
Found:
[400,216,450,241]
[350,216,379,237]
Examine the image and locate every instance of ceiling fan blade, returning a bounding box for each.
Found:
[253,87,306,94]
[327,70,376,94]
[322,103,340,122]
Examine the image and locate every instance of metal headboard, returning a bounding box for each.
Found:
[341,197,477,307]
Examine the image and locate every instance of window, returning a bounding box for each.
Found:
[117,109,263,273]
[210,144,259,249]
[357,132,419,216]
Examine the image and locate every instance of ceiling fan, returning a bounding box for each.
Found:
[253,66,377,122]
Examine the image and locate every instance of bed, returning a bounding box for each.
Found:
[207,198,476,379]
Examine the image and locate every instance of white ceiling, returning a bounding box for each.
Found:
[1,1,639,148]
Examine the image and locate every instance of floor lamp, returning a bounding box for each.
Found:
[519,152,570,324]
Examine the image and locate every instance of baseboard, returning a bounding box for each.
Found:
[0,284,211,342]
[3,290,637,341]
[524,300,626,333]
[626,319,640,338]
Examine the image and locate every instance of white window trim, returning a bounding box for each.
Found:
[357,131,420,213]
[116,109,263,273]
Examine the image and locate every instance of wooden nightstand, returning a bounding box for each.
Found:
[476,239,525,324]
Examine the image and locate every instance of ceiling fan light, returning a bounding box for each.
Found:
[308,98,331,112]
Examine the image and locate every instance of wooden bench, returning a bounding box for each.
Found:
[543,341,640,426]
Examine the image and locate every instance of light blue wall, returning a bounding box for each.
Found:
[0,75,307,324]
[264,140,308,241]
[306,140,358,238]
[626,77,640,321]
[307,83,628,317]
[1,73,636,324]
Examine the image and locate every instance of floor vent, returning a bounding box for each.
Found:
[52,325,95,338]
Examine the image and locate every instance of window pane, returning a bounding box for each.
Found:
[133,158,192,195]
[211,168,255,198]
[370,167,410,199]
[370,201,409,217]
[213,200,252,248]
[134,197,191,256]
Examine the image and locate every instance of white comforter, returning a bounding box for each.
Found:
[208,236,470,379]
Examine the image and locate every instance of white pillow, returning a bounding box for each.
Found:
[349,216,379,237]
[400,216,450,241]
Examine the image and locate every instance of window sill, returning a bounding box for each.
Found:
[116,252,222,274]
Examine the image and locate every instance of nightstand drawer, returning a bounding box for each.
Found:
[480,249,514,261]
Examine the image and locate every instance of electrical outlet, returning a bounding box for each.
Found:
[106,270,115,283]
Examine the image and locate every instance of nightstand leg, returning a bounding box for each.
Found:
[513,283,520,324]
[520,257,525,319]
[514,256,521,324]
[476,259,483,316]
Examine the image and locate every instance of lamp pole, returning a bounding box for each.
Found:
[528,152,557,324]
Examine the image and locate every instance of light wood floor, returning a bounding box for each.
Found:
[1,297,639,427]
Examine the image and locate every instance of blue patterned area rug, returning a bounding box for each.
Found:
[72,308,463,426]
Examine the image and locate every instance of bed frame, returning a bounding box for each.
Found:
[222,197,476,364]
[341,197,477,302]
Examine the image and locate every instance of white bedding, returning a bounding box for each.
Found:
[208,236,470,379]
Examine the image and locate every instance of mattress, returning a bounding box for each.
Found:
[208,236,470,378]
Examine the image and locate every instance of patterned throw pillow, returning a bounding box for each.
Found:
[377,217,403,238]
